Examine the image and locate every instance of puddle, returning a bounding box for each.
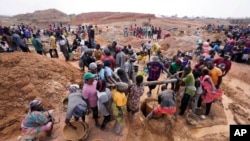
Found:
[191,95,236,138]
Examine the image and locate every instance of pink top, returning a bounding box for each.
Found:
[200,75,212,91]
[82,80,97,107]
[200,75,214,103]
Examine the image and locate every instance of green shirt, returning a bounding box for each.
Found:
[31,38,42,52]
[170,62,182,74]
[182,73,196,96]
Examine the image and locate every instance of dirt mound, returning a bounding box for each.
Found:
[0,53,83,139]
[71,12,155,25]
[12,9,70,28]
[159,35,199,57]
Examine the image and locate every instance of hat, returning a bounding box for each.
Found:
[84,72,95,80]
[224,52,231,57]
[30,99,41,108]
[89,62,97,70]
[130,54,137,61]
[152,56,159,62]
[73,104,87,118]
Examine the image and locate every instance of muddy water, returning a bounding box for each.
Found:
[191,95,236,138]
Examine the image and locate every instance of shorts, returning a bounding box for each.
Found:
[147,77,157,90]
[153,105,176,115]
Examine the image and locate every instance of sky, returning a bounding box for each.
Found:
[0,0,249,18]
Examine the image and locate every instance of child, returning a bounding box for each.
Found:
[127,75,144,121]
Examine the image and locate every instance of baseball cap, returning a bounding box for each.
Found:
[84,72,95,80]
[89,62,97,70]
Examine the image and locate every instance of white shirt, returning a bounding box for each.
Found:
[97,88,112,116]
[145,42,152,50]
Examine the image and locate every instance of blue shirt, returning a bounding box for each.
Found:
[147,61,166,80]
[104,66,113,77]
[213,45,219,51]
[98,68,105,81]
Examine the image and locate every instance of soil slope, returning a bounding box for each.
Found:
[0,53,83,140]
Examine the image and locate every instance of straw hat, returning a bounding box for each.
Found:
[63,121,89,140]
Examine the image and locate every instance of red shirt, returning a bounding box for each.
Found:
[213,58,231,73]
[101,55,115,70]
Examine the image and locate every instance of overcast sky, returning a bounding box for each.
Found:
[0,0,249,18]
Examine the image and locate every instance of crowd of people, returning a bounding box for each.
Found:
[123,24,163,41]
[201,24,250,63]
[0,22,240,140]
[20,37,232,140]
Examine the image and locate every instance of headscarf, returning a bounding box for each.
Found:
[29,99,42,112]
[67,84,80,93]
